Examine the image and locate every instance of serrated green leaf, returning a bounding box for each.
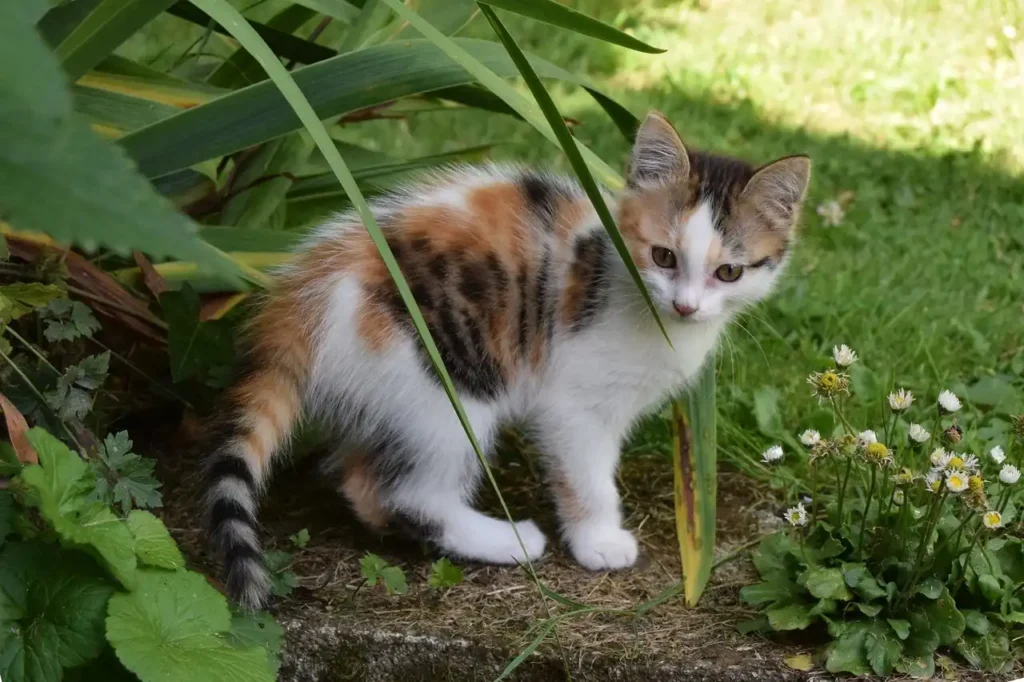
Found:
[766,602,813,631]
[360,552,408,595]
[263,550,299,597]
[161,285,234,383]
[856,602,882,617]
[106,569,274,682]
[20,429,137,587]
[225,611,283,676]
[0,541,116,682]
[804,567,853,601]
[428,558,463,589]
[126,511,183,570]
[94,432,163,514]
[0,284,64,323]
[42,299,101,342]
[44,353,109,421]
[290,528,310,549]
[751,531,798,579]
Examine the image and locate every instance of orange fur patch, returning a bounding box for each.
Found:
[340,452,391,529]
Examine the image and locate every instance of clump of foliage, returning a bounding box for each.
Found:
[1,427,282,682]
[741,345,1024,676]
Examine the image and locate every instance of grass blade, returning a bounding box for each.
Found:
[478,4,669,343]
[186,0,539,573]
[206,4,317,89]
[169,2,335,65]
[478,0,663,54]
[672,360,717,606]
[56,0,177,81]
[120,38,633,179]
[376,0,622,189]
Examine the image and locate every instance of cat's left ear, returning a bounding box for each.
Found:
[740,155,811,230]
[627,111,690,189]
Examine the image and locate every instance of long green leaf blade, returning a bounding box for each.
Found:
[0,0,252,287]
[673,360,717,606]
[119,39,635,179]
[478,5,669,343]
[479,0,663,54]
[56,0,177,81]
[377,0,622,188]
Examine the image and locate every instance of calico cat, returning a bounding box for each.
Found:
[204,112,811,609]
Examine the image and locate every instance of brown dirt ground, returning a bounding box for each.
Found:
[155,426,1017,682]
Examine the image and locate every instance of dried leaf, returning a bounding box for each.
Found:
[133,250,169,298]
[0,391,37,464]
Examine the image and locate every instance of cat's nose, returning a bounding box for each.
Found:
[674,302,698,317]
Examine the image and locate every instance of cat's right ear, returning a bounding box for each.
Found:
[627,111,690,190]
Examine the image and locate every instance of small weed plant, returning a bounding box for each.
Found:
[741,345,1023,677]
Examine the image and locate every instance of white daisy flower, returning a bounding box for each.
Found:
[937,390,961,414]
[888,388,913,412]
[761,445,784,464]
[892,489,905,506]
[908,423,930,443]
[784,502,809,527]
[999,464,1020,485]
[924,470,942,493]
[989,445,1006,465]
[930,448,952,469]
[833,344,857,368]
[945,469,969,494]
[982,511,1003,530]
[816,200,845,227]
[961,454,980,473]
[856,430,878,449]
[799,429,821,447]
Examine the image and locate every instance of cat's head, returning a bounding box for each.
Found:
[617,111,810,325]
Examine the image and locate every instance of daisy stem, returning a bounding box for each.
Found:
[996,488,1011,514]
[837,456,852,523]
[811,463,819,521]
[831,398,856,435]
[857,465,878,557]
[951,527,984,597]
[933,512,973,559]
[901,490,947,599]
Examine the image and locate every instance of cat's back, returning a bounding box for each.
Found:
[268,164,607,400]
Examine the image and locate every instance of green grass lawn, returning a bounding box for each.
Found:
[355,0,1024,483]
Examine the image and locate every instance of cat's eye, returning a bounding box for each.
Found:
[651,246,676,269]
[714,264,744,282]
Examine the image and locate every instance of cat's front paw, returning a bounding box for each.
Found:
[567,524,638,571]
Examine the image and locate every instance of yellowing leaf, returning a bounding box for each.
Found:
[784,653,814,671]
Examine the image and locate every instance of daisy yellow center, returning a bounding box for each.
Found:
[949,456,964,469]
[968,476,983,492]
[984,512,1001,528]
[929,480,941,492]
[865,442,889,460]
[820,372,839,390]
[948,474,966,489]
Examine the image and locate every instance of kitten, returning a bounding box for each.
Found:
[204,112,810,609]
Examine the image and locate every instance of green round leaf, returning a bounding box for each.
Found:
[0,541,116,682]
[804,567,853,601]
[766,602,813,631]
[126,511,184,570]
[106,569,274,682]
[922,589,966,646]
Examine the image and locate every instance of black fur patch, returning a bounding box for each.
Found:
[519,172,560,230]
[570,231,611,332]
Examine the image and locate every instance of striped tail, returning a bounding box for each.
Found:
[204,358,305,611]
